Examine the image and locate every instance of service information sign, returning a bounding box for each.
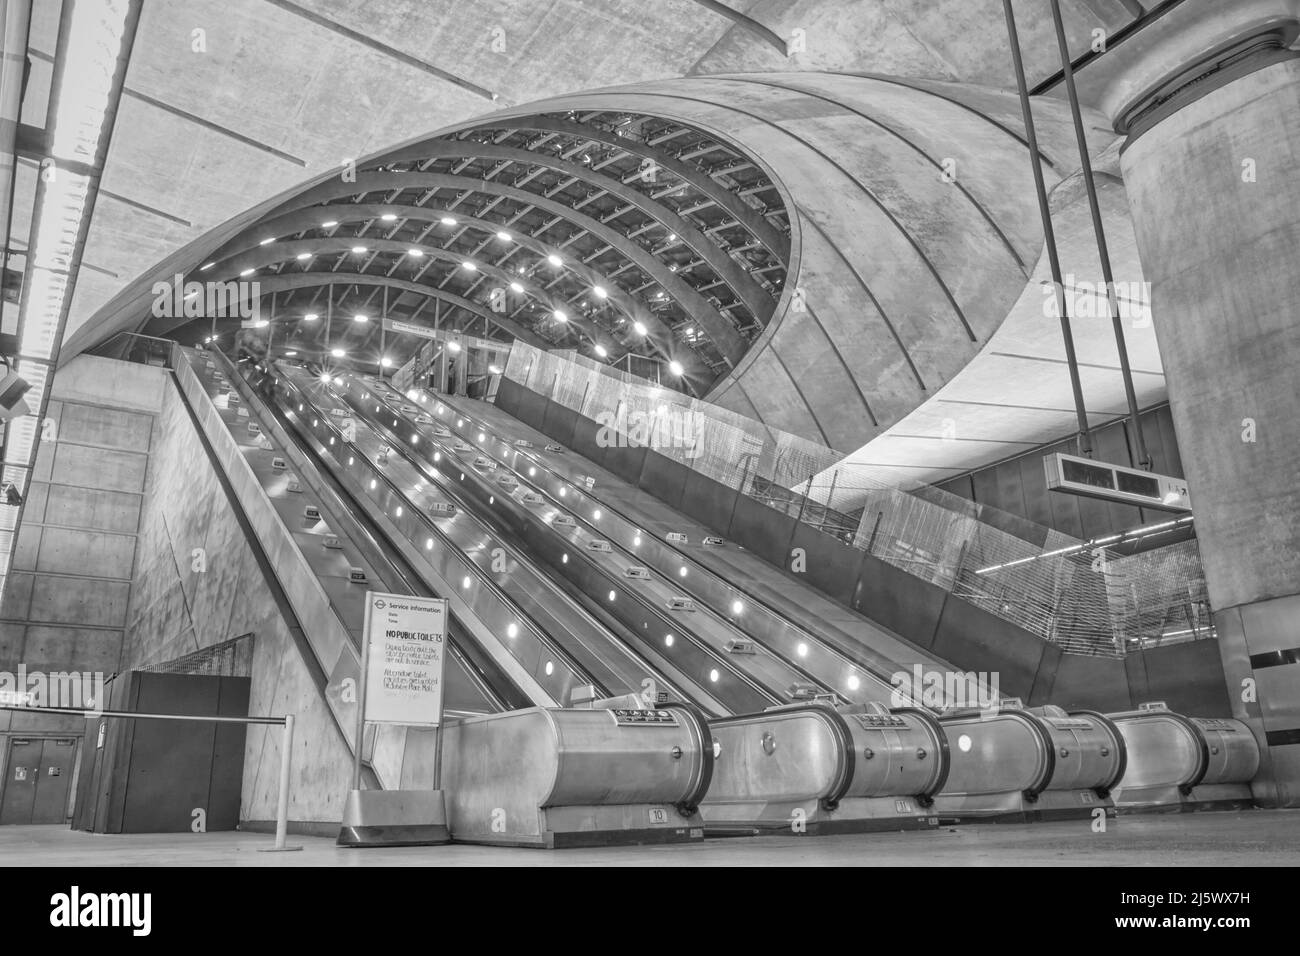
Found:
[362,592,448,727]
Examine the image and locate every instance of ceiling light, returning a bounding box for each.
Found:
[440,216,457,226]
[351,245,367,254]
[547,254,562,267]
[380,213,397,221]
[497,231,511,241]
[553,310,567,322]
[239,268,254,277]
[284,350,297,357]
[407,248,424,257]
[322,220,338,228]
[200,262,215,271]
[380,357,393,367]
[509,282,524,293]
[462,261,477,271]
[259,237,274,245]
[668,360,684,376]
[592,286,607,299]
[633,321,647,336]
[254,319,269,328]
[448,341,461,352]
[353,314,368,323]
[331,348,346,357]
[489,365,502,374]
[303,313,318,322]
[296,252,311,260]
[594,345,608,358]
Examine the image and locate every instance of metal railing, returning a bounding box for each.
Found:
[505,341,1215,658]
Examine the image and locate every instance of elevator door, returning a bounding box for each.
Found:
[0,737,77,825]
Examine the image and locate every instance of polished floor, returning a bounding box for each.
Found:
[4,810,1297,866]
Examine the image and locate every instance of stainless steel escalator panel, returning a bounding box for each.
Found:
[329,373,790,716]
[288,368,747,715]
[277,366,696,713]
[359,379,908,708]
[427,388,964,693]
[181,350,503,727]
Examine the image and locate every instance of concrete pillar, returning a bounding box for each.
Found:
[1121,54,1300,805]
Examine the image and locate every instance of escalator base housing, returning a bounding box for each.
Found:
[337,789,451,847]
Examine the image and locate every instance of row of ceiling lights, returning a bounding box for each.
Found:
[202,234,672,359]
[198,198,701,373]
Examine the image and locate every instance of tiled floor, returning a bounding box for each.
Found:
[4,810,1297,866]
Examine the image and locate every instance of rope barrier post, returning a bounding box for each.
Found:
[267,714,300,852]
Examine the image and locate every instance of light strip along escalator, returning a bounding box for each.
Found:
[332,373,817,715]
[276,366,734,715]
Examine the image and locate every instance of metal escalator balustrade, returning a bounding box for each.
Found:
[329,374,799,716]
[412,386,1015,715]
[364,377,953,711]
[278,365,719,712]
[193,349,516,716]
[272,368,598,709]
[293,371,744,718]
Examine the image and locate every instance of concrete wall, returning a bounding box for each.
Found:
[125,373,352,831]
[0,356,166,819]
[2,357,351,829]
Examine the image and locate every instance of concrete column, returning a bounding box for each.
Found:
[1121,56,1300,805]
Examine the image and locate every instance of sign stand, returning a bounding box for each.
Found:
[338,592,451,847]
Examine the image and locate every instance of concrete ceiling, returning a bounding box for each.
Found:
[14,0,1177,496]
[41,0,1135,350]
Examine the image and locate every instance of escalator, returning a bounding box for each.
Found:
[271,366,725,712]
[277,364,757,715]
[319,371,926,712]
[365,378,990,710]
[173,346,546,789]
